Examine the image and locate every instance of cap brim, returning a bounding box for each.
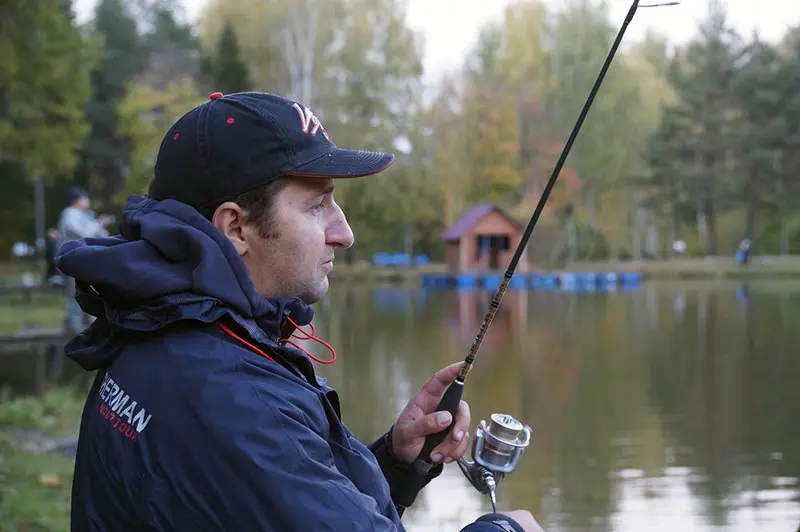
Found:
[286,148,394,178]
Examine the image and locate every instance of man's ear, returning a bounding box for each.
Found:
[212,202,249,256]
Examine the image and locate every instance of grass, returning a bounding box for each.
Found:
[0,261,43,286]
[0,292,65,334]
[0,386,87,532]
[0,436,76,532]
[0,387,86,437]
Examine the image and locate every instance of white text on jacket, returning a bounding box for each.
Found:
[97,373,152,441]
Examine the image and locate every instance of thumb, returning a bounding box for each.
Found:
[402,411,454,443]
[423,411,453,435]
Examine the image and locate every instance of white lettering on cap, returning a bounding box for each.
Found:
[292,103,329,140]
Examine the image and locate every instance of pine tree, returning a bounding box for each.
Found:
[141,0,200,88]
[730,35,785,239]
[641,1,741,255]
[204,21,252,94]
[75,0,145,211]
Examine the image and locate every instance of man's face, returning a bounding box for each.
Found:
[76,196,90,210]
[217,177,354,304]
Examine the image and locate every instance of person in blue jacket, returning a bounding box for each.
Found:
[56,91,543,532]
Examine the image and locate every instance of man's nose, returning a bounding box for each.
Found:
[326,205,354,249]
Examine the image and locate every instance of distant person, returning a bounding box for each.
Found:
[56,92,543,532]
[58,187,111,332]
[736,238,752,266]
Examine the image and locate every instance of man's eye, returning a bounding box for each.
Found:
[311,202,325,213]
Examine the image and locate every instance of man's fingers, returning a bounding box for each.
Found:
[412,362,463,413]
[427,411,453,434]
[422,362,462,396]
[447,430,471,462]
[430,401,471,463]
[453,400,470,441]
[402,410,453,447]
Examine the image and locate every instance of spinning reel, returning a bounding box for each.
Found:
[457,413,532,511]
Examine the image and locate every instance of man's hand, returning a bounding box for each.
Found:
[391,362,471,464]
[500,510,546,532]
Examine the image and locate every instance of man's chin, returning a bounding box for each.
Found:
[300,278,329,305]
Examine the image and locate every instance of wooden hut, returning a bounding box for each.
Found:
[441,203,528,275]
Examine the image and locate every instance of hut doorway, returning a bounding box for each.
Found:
[476,235,510,270]
[442,203,528,275]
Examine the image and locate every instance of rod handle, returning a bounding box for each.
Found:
[416,380,464,463]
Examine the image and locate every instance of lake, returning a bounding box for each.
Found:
[3,278,799,531]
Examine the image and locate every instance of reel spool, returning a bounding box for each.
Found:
[457,413,532,511]
[472,413,531,473]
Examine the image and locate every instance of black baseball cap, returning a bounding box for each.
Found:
[148,91,395,211]
[68,187,88,204]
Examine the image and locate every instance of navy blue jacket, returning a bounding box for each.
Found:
[56,195,524,532]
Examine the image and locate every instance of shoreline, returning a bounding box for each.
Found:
[328,257,800,282]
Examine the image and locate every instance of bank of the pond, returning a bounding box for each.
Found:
[328,262,447,283]
[328,256,800,282]
[0,291,65,334]
[0,386,87,531]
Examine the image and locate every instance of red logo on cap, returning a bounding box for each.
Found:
[209,92,223,100]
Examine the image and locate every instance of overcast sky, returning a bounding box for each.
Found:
[74,0,800,82]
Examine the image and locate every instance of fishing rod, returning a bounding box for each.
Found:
[401,0,682,516]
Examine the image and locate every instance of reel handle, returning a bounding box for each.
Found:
[415,380,463,465]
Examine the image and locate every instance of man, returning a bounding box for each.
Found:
[56,92,543,531]
[57,187,111,332]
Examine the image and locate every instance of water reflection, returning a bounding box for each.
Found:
[0,280,798,531]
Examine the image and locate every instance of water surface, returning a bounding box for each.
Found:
[309,279,800,532]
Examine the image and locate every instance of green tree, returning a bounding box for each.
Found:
[639,1,741,256]
[203,21,252,93]
[320,0,424,257]
[637,103,697,248]
[460,25,523,206]
[0,0,95,182]
[117,78,205,202]
[199,0,336,99]
[139,0,201,89]
[0,0,96,255]
[109,0,205,209]
[75,0,145,212]
[414,76,469,245]
[544,0,644,235]
[729,35,786,240]
[770,26,800,254]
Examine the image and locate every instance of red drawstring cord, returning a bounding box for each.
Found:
[217,321,277,363]
[217,317,337,365]
[280,316,337,365]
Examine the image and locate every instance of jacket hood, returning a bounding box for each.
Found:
[55,194,314,370]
